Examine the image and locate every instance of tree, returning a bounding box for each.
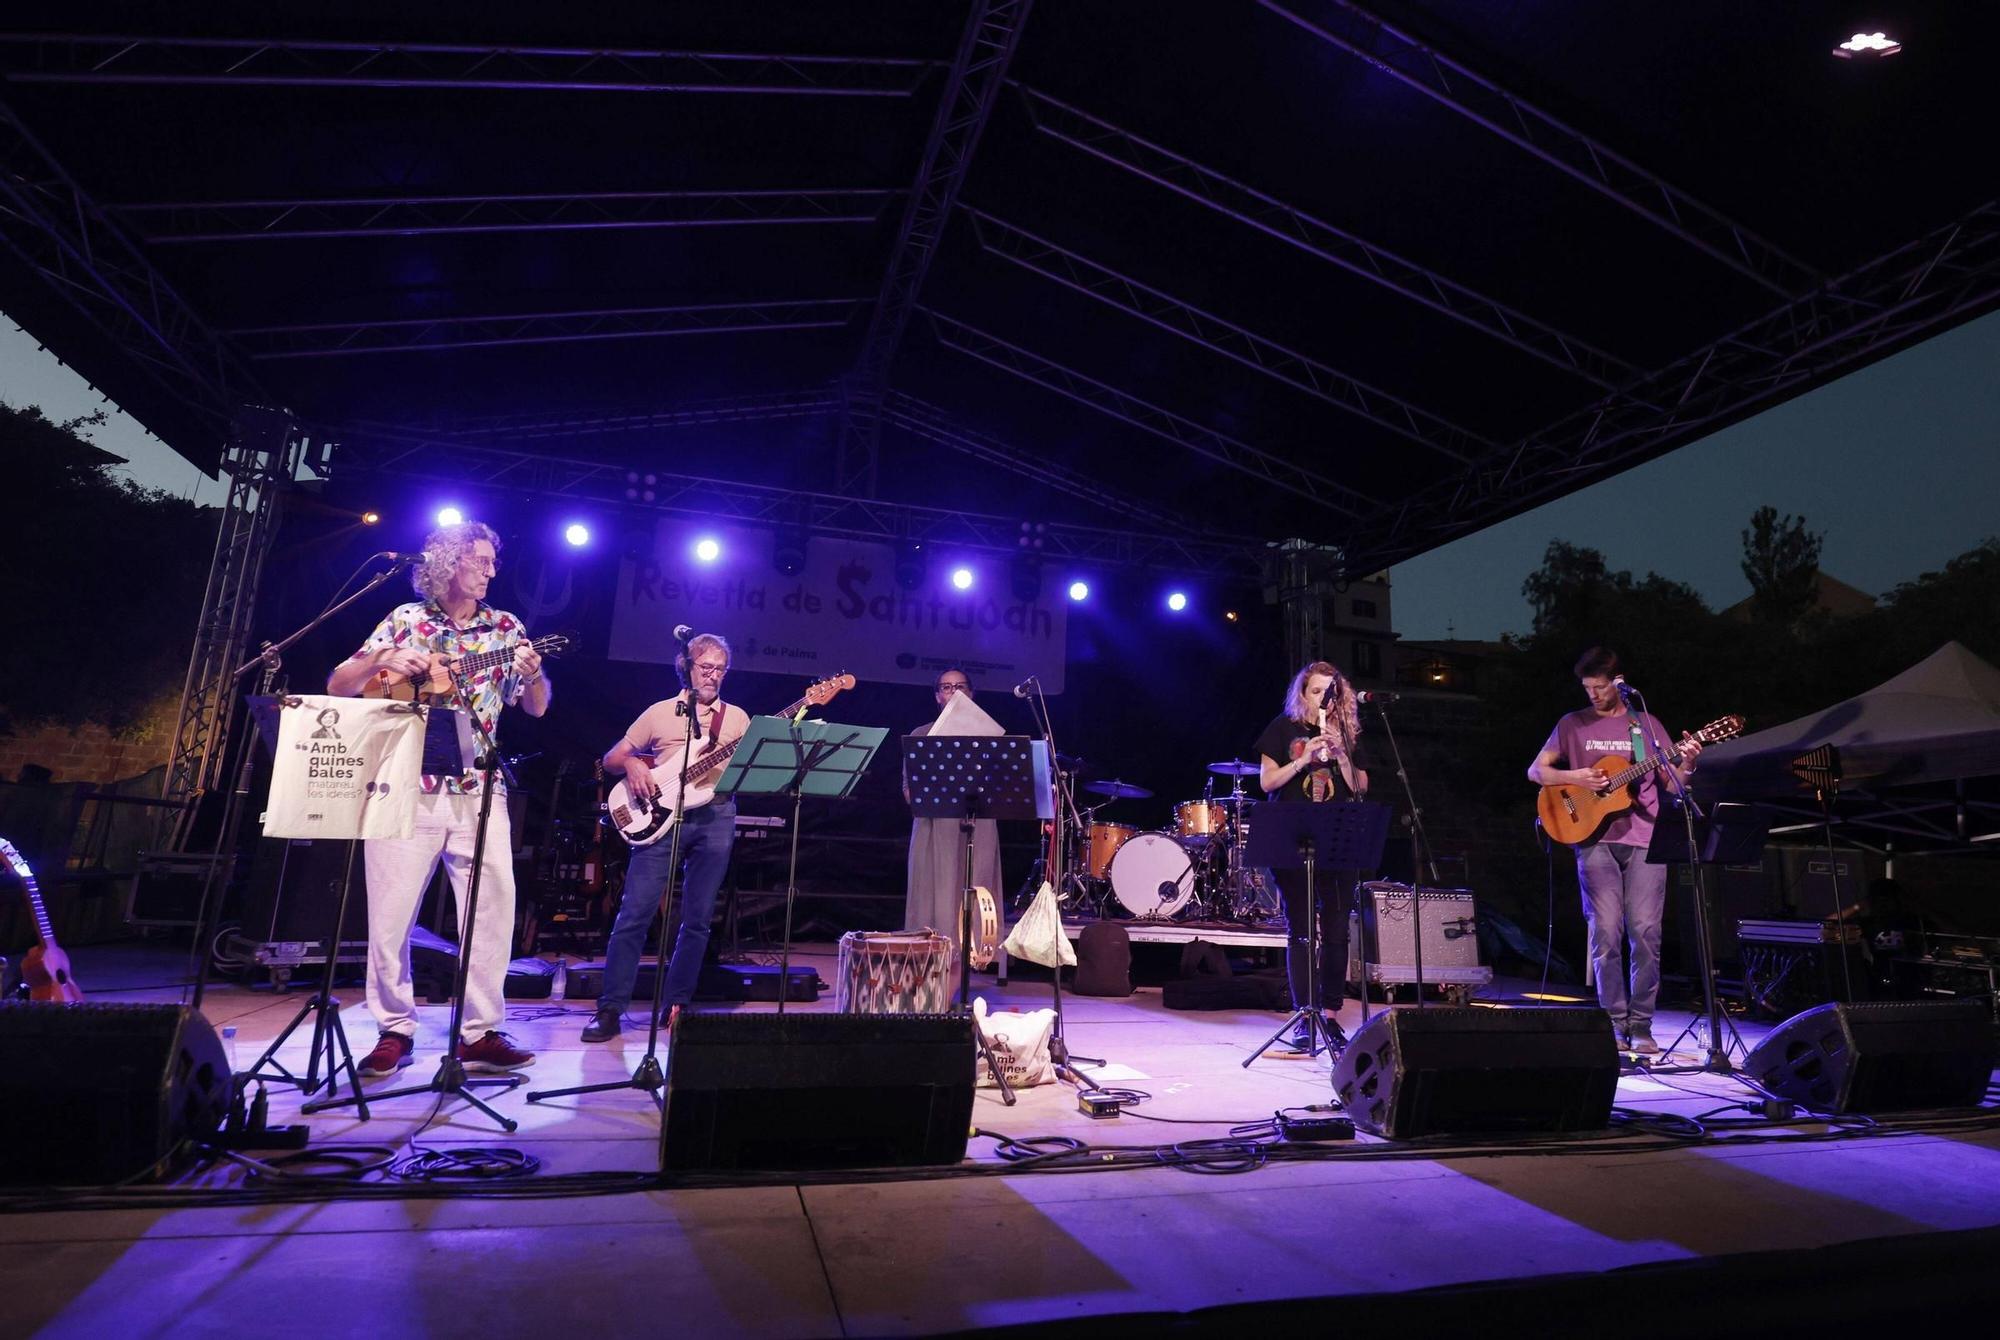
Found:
[0,404,214,734]
[1740,505,1823,627]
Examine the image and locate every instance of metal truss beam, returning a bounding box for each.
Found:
[0,97,258,438]
[839,0,1033,496]
[924,308,1377,520]
[112,189,903,243]
[227,297,863,358]
[346,388,844,448]
[1258,1,1819,297]
[882,390,1199,532]
[333,432,1265,579]
[963,206,1489,464]
[1016,84,1636,391]
[0,34,937,96]
[163,406,302,847]
[1344,199,2000,571]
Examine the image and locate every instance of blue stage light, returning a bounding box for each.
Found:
[563,522,591,548]
[1166,591,1188,612]
[435,506,465,528]
[694,536,722,563]
[1068,580,1089,602]
[951,567,975,591]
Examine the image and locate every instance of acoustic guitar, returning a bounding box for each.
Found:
[1,837,84,1002]
[605,673,856,847]
[1536,714,1744,847]
[361,633,569,702]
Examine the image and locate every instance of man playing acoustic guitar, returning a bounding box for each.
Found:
[327,520,549,1078]
[1527,646,1702,1055]
[585,632,748,1041]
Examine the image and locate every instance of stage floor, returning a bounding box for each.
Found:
[5,941,1999,1337]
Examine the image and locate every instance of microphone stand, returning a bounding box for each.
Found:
[1360,694,1435,1014]
[528,686,701,1111]
[1625,686,1742,1073]
[1020,677,1102,1085]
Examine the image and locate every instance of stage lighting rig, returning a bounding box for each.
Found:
[1833,31,1900,59]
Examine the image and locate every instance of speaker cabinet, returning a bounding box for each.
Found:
[1744,1000,1994,1113]
[661,1011,974,1170]
[1331,1006,1620,1139]
[0,1003,230,1184]
[242,836,370,964]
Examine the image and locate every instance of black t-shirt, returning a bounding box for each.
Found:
[1254,714,1372,803]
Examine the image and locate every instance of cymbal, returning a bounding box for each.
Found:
[1206,759,1262,776]
[1084,778,1153,799]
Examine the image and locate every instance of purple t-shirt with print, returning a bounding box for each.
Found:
[1542,707,1675,848]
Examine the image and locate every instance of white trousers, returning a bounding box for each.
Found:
[362,789,516,1041]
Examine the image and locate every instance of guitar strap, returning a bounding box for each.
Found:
[1628,719,1646,763]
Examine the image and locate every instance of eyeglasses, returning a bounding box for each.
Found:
[461,555,499,574]
[692,661,729,677]
[937,682,970,695]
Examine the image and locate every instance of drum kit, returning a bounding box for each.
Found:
[1058,759,1278,923]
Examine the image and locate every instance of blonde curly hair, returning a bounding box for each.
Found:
[1282,660,1360,747]
[412,521,501,604]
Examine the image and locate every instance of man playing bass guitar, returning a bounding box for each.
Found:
[584,632,748,1042]
[1526,646,1704,1055]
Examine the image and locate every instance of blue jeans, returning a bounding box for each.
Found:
[1577,842,1667,1033]
[599,802,738,1014]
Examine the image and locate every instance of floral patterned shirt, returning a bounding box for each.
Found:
[348,599,528,795]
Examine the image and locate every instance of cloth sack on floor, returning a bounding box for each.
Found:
[972,996,1055,1089]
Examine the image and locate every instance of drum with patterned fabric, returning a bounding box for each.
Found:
[835,930,953,1014]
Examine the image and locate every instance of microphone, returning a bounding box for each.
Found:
[1613,675,1638,699]
[1355,690,1398,704]
[1012,676,1038,698]
[673,624,695,643]
[377,551,427,564]
[1319,679,1338,711]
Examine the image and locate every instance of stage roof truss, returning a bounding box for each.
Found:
[225,297,867,358]
[108,188,906,243]
[838,0,1033,497]
[1343,199,2000,570]
[961,204,1488,464]
[0,33,942,97]
[1256,0,1821,297]
[924,306,1375,521]
[1014,83,1638,391]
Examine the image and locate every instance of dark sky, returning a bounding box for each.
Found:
[1390,307,2000,640]
[7,306,1999,643]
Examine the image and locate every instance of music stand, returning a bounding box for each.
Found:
[905,734,1051,1103]
[1645,801,1771,1069]
[1241,801,1390,1067]
[713,715,886,1013]
[237,695,423,1117]
[304,677,526,1131]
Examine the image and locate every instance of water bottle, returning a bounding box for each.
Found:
[221,1024,239,1075]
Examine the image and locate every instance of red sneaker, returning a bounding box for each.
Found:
[358,1031,413,1078]
[460,1030,535,1071]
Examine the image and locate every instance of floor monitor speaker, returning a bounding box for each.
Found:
[1743,1000,1994,1113]
[1331,1005,1619,1139]
[661,1011,974,1170]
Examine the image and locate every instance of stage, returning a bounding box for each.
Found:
[3,941,1999,1337]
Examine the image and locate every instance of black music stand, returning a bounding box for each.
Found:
[304,680,526,1131]
[905,734,1051,1103]
[713,715,886,1013]
[1645,801,1771,1069]
[1241,801,1390,1066]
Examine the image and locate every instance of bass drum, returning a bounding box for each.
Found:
[1109,831,1195,919]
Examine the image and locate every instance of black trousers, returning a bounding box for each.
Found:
[1275,865,1356,1011]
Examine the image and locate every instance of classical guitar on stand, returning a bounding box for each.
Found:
[361,633,570,702]
[606,673,856,847]
[1,837,84,1002]
[1536,714,1745,847]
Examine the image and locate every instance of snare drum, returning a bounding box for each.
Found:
[1174,800,1229,843]
[835,930,952,1014]
[1109,831,1195,918]
[1087,821,1139,880]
